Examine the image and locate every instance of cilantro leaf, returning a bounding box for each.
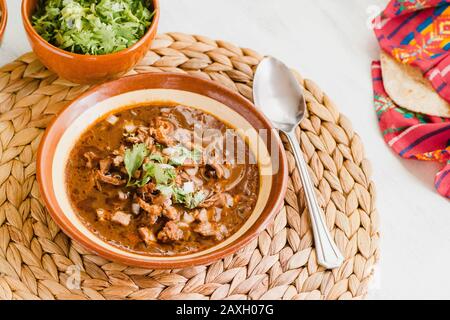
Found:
[171,186,187,204]
[141,163,176,186]
[168,145,202,166]
[184,190,208,209]
[124,143,148,184]
[148,153,164,163]
[170,186,207,209]
[156,184,174,197]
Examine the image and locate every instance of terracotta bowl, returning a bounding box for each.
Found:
[21,0,159,84]
[37,73,288,268]
[0,0,7,44]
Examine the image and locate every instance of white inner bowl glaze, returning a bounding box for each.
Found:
[53,89,274,261]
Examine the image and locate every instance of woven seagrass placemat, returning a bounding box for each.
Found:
[0,33,379,300]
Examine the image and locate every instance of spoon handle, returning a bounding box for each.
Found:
[285,131,344,269]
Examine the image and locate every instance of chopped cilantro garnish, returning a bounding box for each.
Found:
[32,0,155,55]
[124,142,206,209]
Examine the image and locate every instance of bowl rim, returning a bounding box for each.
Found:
[36,72,288,268]
[21,0,160,60]
[0,0,8,41]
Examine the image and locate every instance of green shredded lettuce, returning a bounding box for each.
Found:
[32,0,155,55]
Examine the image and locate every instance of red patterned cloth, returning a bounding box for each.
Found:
[375,0,450,102]
[373,0,450,198]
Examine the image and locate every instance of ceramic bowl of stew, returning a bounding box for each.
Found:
[21,0,159,84]
[37,73,288,268]
[0,0,7,44]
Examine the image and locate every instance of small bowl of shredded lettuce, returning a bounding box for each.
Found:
[31,0,155,55]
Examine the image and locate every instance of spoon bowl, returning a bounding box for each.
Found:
[253,56,305,133]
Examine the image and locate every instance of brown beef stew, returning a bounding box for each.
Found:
[65,103,260,255]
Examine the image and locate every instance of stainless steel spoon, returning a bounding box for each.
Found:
[253,56,344,269]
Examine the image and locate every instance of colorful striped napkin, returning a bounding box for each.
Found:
[372,0,450,198]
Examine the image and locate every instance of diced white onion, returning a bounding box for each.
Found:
[214,207,222,222]
[162,147,176,156]
[185,166,198,176]
[131,203,140,215]
[96,208,107,221]
[191,176,203,187]
[124,121,136,133]
[118,191,127,200]
[197,208,208,222]
[225,194,234,207]
[106,115,119,125]
[177,222,190,228]
[173,128,192,143]
[182,212,195,224]
[163,198,173,208]
[183,182,195,193]
[223,167,231,179]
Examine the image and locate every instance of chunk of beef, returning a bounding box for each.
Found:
[84,151,98,169]
[217,193,234,208]
[199,192,233,208]
[157,221,184,242]
[137,183,156,196]
[150,118,176,146]
[162,206,180,221]
[179,161,196,169]
[111,211,131,227]
[125,128,154,149]
[96,171,125,186]
[112,145,126,157]
[202,164,217,180]
[99,158,112,174]
[210,163,224,179]
[207,163,230,179]
[199,193,220,208]
[194,222,228,241]
[152,193,171,206]
[194,208,209,222]
[182,212,195,224]
[137,197,162,224]
[173,128,192,145]
[138,227,156,245]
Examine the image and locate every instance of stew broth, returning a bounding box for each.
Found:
[65,103,260,255]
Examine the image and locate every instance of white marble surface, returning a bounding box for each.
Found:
[1,0,449,300]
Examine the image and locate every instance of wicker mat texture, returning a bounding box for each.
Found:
[0,33,379,300]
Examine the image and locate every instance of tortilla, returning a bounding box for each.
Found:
[380,52,450,118]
